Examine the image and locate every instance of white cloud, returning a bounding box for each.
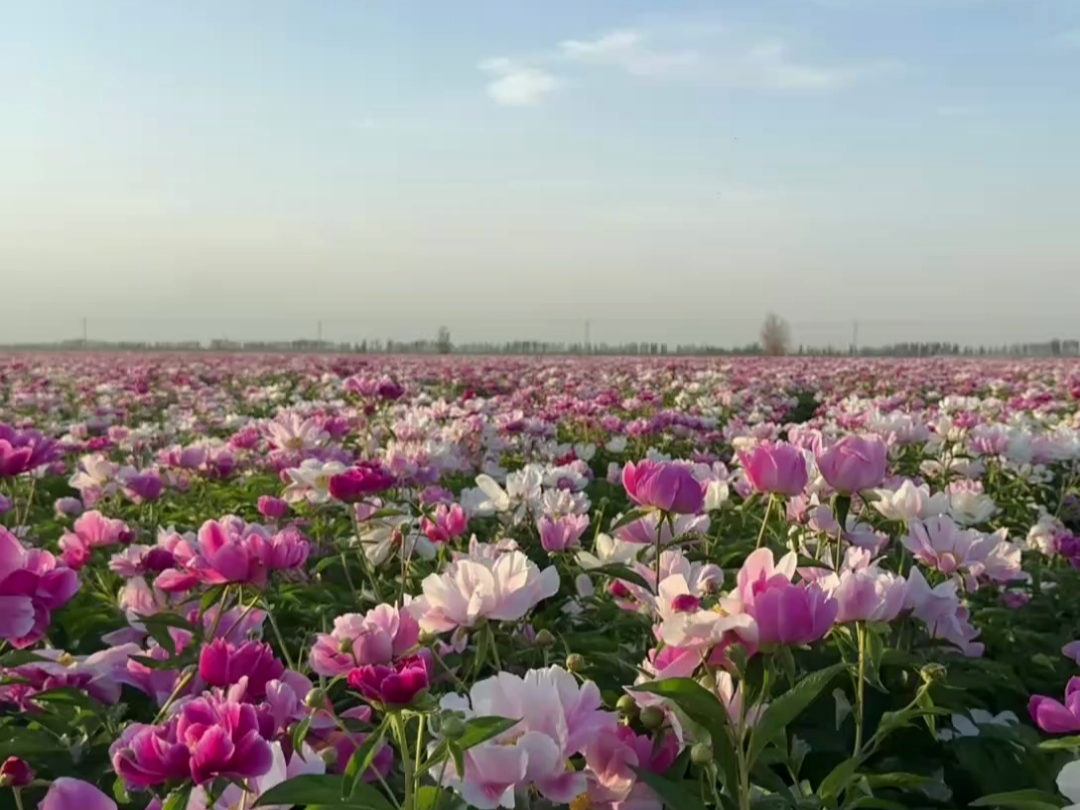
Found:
[479,21,887,104]
[557,27,878,90]
[479,58,558,106]
[558,29,704,78]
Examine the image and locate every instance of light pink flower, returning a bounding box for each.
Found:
[435,666,616,809]
[413,550,560,633]
[309,603,421,677]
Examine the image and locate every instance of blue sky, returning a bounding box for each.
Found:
[2,0,1078,348]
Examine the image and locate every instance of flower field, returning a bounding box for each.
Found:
[4,352,1080,810]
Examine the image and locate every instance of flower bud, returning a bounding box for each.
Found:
[305,688,328,709]
[0,757,34,788]
[639,705,665,731]
[535,629,556,648]
[419,630,439,646]
[320,747,338,767]
[919,663,947,684]
[690,743,713,765]
[441,715,467,740]
[616,694,638,717]
[565,653,586,673]
[338,637,354,654]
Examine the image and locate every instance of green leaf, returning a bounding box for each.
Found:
[634,678,740,795]
[633,768,708,810]
[344,717,389,798]
[817,755,863,802]
[970,790,1067,810]
[610,506,655,531]
[163,786,193,810]
[292,716,314,761]
[414,786,443,810]
[255,774,395,809]
[749,663,847,765]
[1039,736,1080,751]
[590,564,653,591]
[423,716,522,773]
[113,777,130,805]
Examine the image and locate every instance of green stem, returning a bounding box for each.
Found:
[392,713,416,810]
[755,495,774,549]
[263,599,296,671]
[854,622,867,754]
[13,788,26,810]
[488,624,502,671]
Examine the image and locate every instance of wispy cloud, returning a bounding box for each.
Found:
[478,58,559,106]
[479,23,892,105]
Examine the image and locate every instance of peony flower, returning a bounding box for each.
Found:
[435,666,616,809]
[348,653,432,707]
[901,516,990,582]
[737,441,809,496]
[309,604,420,677]
[584,726,679,810]
[199,639,284,699]
[58,510,133,570]
[421,503,469,544]
[414,549,560,633]
[1030,678,1080,734]
[871,479,949,523]
[537,513,590,554]
[622,460,704,514]
[257,495,289,520]
[329,462,397,502]
[40,778,117,810]
[177,691,275,785]
[816,435,888,493]
[0,527,81,648]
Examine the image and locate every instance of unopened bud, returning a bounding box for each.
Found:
[535,629,556,648]
[442,715,467,740]
[338,637,354,654]
[920,663,947,684]
[565,653,586,673]
[0,757,34,788]
[690,743,713,766]
[419,630,439,645]
[305,688,328,709]
[615,694,638,717]
[639,706,665,731]
[320,747,338,767]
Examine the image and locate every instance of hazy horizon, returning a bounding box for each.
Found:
[3,0,1078,349]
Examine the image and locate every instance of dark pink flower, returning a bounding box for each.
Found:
[257,495,289,520]
[329,462,397,502]
[0,527,80,648]
[347,652,431,707]
[622,460,704,514]
[176,692,275,785]
[110,721,193,787]
[1029,678,1080,734]
[0,756,34,788]
[199,639,285,699]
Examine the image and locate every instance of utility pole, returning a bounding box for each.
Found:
[851,320,859,355]
[584,319,591,353]
[82,317,88,349]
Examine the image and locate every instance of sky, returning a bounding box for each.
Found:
[2,0,1079,349]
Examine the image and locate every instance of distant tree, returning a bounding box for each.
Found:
[436,326,453,354]
[760,313,792,357]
